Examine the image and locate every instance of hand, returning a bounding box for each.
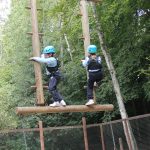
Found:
[29,57,35,61]
[81,59,84,62]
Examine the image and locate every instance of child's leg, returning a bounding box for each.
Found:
[87,78,94,100]
[85,72,97,105]
[86,78,95,105]
[48,76,63,102]
[87,72,96,99]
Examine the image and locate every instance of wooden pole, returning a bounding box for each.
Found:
[119,138,124,150]
[16,104,114,115]
[80,0,96,103]
[82,117,89,150]
[110,124,117,150]
[30,0,44,105]
[100,125,105,150]
[39,121,45,150]
[80,0,90,57]
[123,120,133,150]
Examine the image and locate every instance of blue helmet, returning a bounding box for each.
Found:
[87,45,97,53]
[43,46,55,54]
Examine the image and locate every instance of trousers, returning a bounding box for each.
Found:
[48,71,63,102]
[87,71,103,99]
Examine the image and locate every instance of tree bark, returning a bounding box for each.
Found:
[59,15,64,69]
[64,33,73,61]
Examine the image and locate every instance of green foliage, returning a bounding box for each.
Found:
[96,0,150,102]
[0,0,149,131]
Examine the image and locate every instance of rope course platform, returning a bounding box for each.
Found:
[16,104,114,115]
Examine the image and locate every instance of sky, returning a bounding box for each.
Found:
[0,0,11,25]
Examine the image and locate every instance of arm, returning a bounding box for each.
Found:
[30,57,53,64]
[81,57,89,67]
[97,56,102,64]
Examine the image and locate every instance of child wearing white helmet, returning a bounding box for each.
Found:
[82,45,103,106]
[30,46,66,107]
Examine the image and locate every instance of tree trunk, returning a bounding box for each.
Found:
[64,33,73,61]
[59,15,64,69]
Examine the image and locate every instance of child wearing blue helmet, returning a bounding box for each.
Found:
[82,45,103,105]
[30,46,66,107]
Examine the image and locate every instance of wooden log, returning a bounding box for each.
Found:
[16,104,114,115]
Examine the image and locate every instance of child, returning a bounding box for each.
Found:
[30,45,66,107]
[82,45,103,106]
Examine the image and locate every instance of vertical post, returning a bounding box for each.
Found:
[82,117,89,150]
[119,138,124,150]
[30,0,44,105]
[80,0,90,57]
[80,0,96,102]
[110,124,116,150]
[100,125,105,150]
[123,120,132,150]
[39,121,45,150]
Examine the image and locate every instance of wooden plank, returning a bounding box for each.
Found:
[16,104,114,115]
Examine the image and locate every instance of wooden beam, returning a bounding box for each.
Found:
[25,6,42,11]
[30,0,44,105]
[16,104,114,115]
[31,85,48,89]
[27,32,44,36]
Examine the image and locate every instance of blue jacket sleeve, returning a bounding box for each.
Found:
[82,57,89,67]
[31,57,57,67]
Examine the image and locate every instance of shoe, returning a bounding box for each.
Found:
[49,102,60,107]
[85,99,95,106]
[60,100,66,106]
